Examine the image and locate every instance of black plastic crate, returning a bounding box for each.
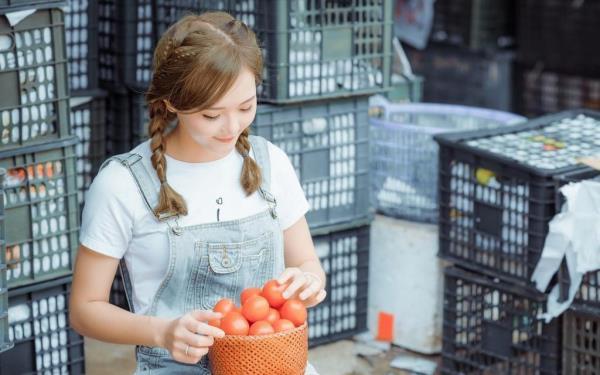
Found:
[406,43,513,111]
[2,137,79,289]
[435,110,600,288]
[0,169,11,354]
[563,306,600,375]
[98,0,153,91]
[64,0,100,95]
[517,0,600,77]
[254,96,370,229]
[308,221,370,347]
[70,95,107,207]
[431,0,515,50]
[105,90,149,156]
[0,276,85,374]
[0,1,65,14]
[442,266,561,374]
[0,8,71,152]
[554,168,600,309]
[155,0,393,103]
[514,64,600,118]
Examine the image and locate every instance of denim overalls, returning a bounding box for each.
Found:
[101,135,296,374]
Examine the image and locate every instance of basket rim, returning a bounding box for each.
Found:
[214,321,307,343]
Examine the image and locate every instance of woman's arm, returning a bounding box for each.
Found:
[69,245,165,346]
[279,216,327,307]
[69,245,224,364]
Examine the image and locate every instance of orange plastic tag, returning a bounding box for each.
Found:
[376,311,394,342]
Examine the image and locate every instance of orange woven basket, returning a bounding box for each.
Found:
[208,322,308,375]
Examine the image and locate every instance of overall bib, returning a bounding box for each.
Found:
[102,135,289,374]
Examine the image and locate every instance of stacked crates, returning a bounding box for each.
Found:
[0,3,85,371]
[403,0,516,112]
[515,0,600,117]
[434,109,600,372]
[553,168,600,373]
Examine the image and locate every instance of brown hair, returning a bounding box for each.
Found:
[145,12,263,219]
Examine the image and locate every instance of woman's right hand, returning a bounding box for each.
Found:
[158,310,225,364]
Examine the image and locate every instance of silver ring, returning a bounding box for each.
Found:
[185,344,190,356]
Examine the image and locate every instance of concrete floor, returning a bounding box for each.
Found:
[84,337,441,375]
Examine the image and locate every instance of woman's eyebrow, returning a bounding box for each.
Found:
[206,95,256,110]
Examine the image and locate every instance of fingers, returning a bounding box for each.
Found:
[282,273,306,299]
[304,289,327,308]
[190,310,223,322]
[277,267,301,286]
[184,313,225,338]
[173,340,209,364]
[298,280,320,301]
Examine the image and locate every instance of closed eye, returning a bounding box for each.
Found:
[240,106,253,112]
[203,114,220,120]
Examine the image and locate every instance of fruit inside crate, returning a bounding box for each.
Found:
[435,110,600,286]
[0,276,85,374]
[1,137,79,288]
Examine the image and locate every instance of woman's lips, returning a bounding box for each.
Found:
[214,136,235,143]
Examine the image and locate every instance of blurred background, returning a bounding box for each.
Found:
[0,0,599,374]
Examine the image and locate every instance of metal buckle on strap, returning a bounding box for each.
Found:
[260,189,278,219]
[121,153,143,167]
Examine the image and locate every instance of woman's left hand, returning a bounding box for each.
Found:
[277,267,326,308]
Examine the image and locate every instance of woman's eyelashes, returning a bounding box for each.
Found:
[202,106,253,120]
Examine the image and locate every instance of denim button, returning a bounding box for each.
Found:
[221,256,232,268]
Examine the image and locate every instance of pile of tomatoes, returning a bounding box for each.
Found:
[209,279,307,336]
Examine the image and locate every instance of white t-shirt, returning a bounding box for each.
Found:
[79,139,310,314]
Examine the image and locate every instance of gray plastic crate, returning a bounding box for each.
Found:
[370,99,525,223]
[0,1,65,14]
[70,95,107,207]
[105,90,149,156]
[2,137,79,288]
[156,0,393,103]
[308,221,370,347]
[0,169,11,354]
[0,276,85,374]
[64,0,99,95]
[515,64,600,118]
[406,43,514,111]
[98,0,153,91]
[0,8,71,151]
[254,96,370,229]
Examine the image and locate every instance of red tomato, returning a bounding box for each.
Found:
[240,287,262,304]
[208,319,221,328]
[262,279,287,308]
[241,295,270,323]
[272,319,296,333]
[265,308,280,325]
[279,299,307,327]
[220,312,249,336]
[248,320,275,336]
[213,298,235,315]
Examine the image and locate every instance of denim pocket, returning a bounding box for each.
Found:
[194,231,274,310]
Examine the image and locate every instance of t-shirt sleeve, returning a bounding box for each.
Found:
[79,161,137,259]
[268,142,310,230]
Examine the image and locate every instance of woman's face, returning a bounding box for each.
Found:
[172,67,257,157]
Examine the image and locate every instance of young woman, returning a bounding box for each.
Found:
[69,12,326,374]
